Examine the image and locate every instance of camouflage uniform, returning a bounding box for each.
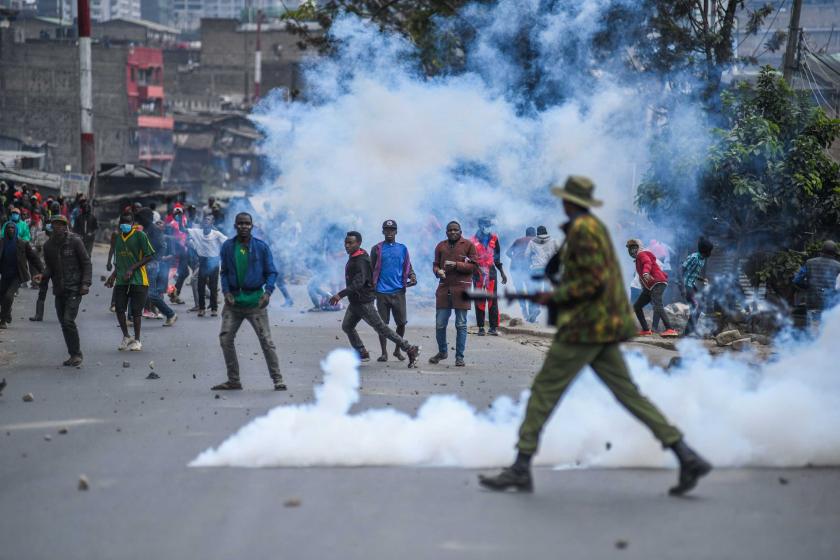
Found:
[517,212,682,455]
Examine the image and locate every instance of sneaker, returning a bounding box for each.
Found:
[477,328,486,336]
[29,316,43,322]
[210,310,218,317]
[377,354,388,362]
[455,357,466,367]
[661,329,680,338]
[0,322,7,330]
[488,328,499,336]
[64,355,83,367]
[478,467,533,492]
[118,336,134,351]
[637,330,653,336]
[282,300,294,308]
[392,349,406,362]
[428,352,448,364]
[163,313,178,327]
[358,349,371,362]
[187,306,200,313]
[128,339,143,352]
[197,309,205,317]
[109,304,116,313]
[273,379,287,391]
[211,380,243,390]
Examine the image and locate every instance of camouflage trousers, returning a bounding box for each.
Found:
[517,339,682,455]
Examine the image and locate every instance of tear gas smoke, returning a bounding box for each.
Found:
[245,0,691,274]
[191,308,840,469]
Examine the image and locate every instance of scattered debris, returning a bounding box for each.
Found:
[192,374,196,379]
[0,377,6,395]
[751,334,771,346]
[283,498,302,508]
[214,394,220,400]
[78,475,90,491]
[615,539,628,550]
[605,441,612,451]
[149,361,155,370]
[778,477,789,485]
[58,428,68,435]
[44,434,52,441]
[508,318,523,327]
[122,362,130,368]
[666,357,683,370]
[715,329,741,347]
[22,393,34,402]
[146,372,160,380]
[730,338,753,352]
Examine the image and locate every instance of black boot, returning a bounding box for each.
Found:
[478,452,533,492]
[669,440,712,496]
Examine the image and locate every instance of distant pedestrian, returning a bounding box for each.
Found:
[505,227,535,319]
[30,221,52,322]
[471,217,507,335]
[478,176,711,496]
[143,218,179,327]
[330,231,420,367]
[429,221,477,367]
[37,215,91,366]
[105,213,155,351]
[524,225,562,323]
[187,215,227,317]
[0,220,43,329]
[213,212,285,391]
[9,207,31,242]
[72,199,99,256]
[793,240,840,325]
[626,239,679,337]
[370,219,417,362]
[681,237,714,336]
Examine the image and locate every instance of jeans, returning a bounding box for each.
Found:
[55,293,82,356]
[219,304,282,383]
[197,257,220,311]
[633,283,671,331]
[436,308,468,358]
[510,270,530,318]
[146,261,175,319]
[341,301,410,352]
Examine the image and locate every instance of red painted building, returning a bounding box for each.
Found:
[126,47,174,175]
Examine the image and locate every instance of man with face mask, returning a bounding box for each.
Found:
[9,207,31,242]
[0,220,43,329]
[626,239,679,337]
[72,199,99,256]
[470,217,507,335]
[36,216,92,366]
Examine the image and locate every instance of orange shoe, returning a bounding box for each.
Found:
[661,329,680,337]
[637,330,653,336]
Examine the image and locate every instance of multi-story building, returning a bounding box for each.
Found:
[89,0,141,22]
[127,46,174,175]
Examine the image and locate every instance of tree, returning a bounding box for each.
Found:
[637,67,840,249]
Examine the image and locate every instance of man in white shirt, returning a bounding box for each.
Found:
[187,215,228,316]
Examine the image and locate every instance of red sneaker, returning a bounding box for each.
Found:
[661,329,680,337]
[637,330,653,336]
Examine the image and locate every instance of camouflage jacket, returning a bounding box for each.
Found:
[550,213,636,343]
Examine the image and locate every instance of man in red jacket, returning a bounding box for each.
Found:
[626,239,678,337]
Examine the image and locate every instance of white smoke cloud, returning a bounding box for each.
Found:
[190,308,840,469]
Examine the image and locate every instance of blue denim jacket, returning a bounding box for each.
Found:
[220,236,277,295]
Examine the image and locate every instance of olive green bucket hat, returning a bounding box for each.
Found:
[550,175,603,208]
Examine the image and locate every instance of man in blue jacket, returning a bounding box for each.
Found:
[212,212,285,391]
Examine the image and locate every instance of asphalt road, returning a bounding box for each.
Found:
[1,248,838,560]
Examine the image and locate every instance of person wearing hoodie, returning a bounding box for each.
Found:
[330,231,420,367]
[626,239,679,337]
[525,226,563,323]
[0,220,43,328]
[8,207,31,242]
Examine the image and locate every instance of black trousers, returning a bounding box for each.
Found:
[341,301,410,352]
[55,293,82,356]
[0,276,21,323]
[197,258,220,311]
[633,283,671,331]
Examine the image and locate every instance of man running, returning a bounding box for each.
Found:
[105,213,154,351]
[370,219,417,362]
[626,239,679,337]
[478,176,711,496]
[471,217,507,335]
[213,212,285,391]
[330,231,419,367]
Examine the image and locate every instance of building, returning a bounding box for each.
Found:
[89,0,141,22]
[94,17,180,46]
[140,0,171,27]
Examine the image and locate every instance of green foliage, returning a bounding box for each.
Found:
[638,67,840,247]
[752,239,827,300]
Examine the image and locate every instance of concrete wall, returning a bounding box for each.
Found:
[0,33,135,173]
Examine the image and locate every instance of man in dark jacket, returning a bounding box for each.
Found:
[37,215,92,366]
[71,200,98,256]
[213,212,285,391]
[330,231,420,367]
[0,220,43,329]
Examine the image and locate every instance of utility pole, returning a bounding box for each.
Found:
[783,0,804,83]
[254,9,262,102]
[77,0,96,198]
